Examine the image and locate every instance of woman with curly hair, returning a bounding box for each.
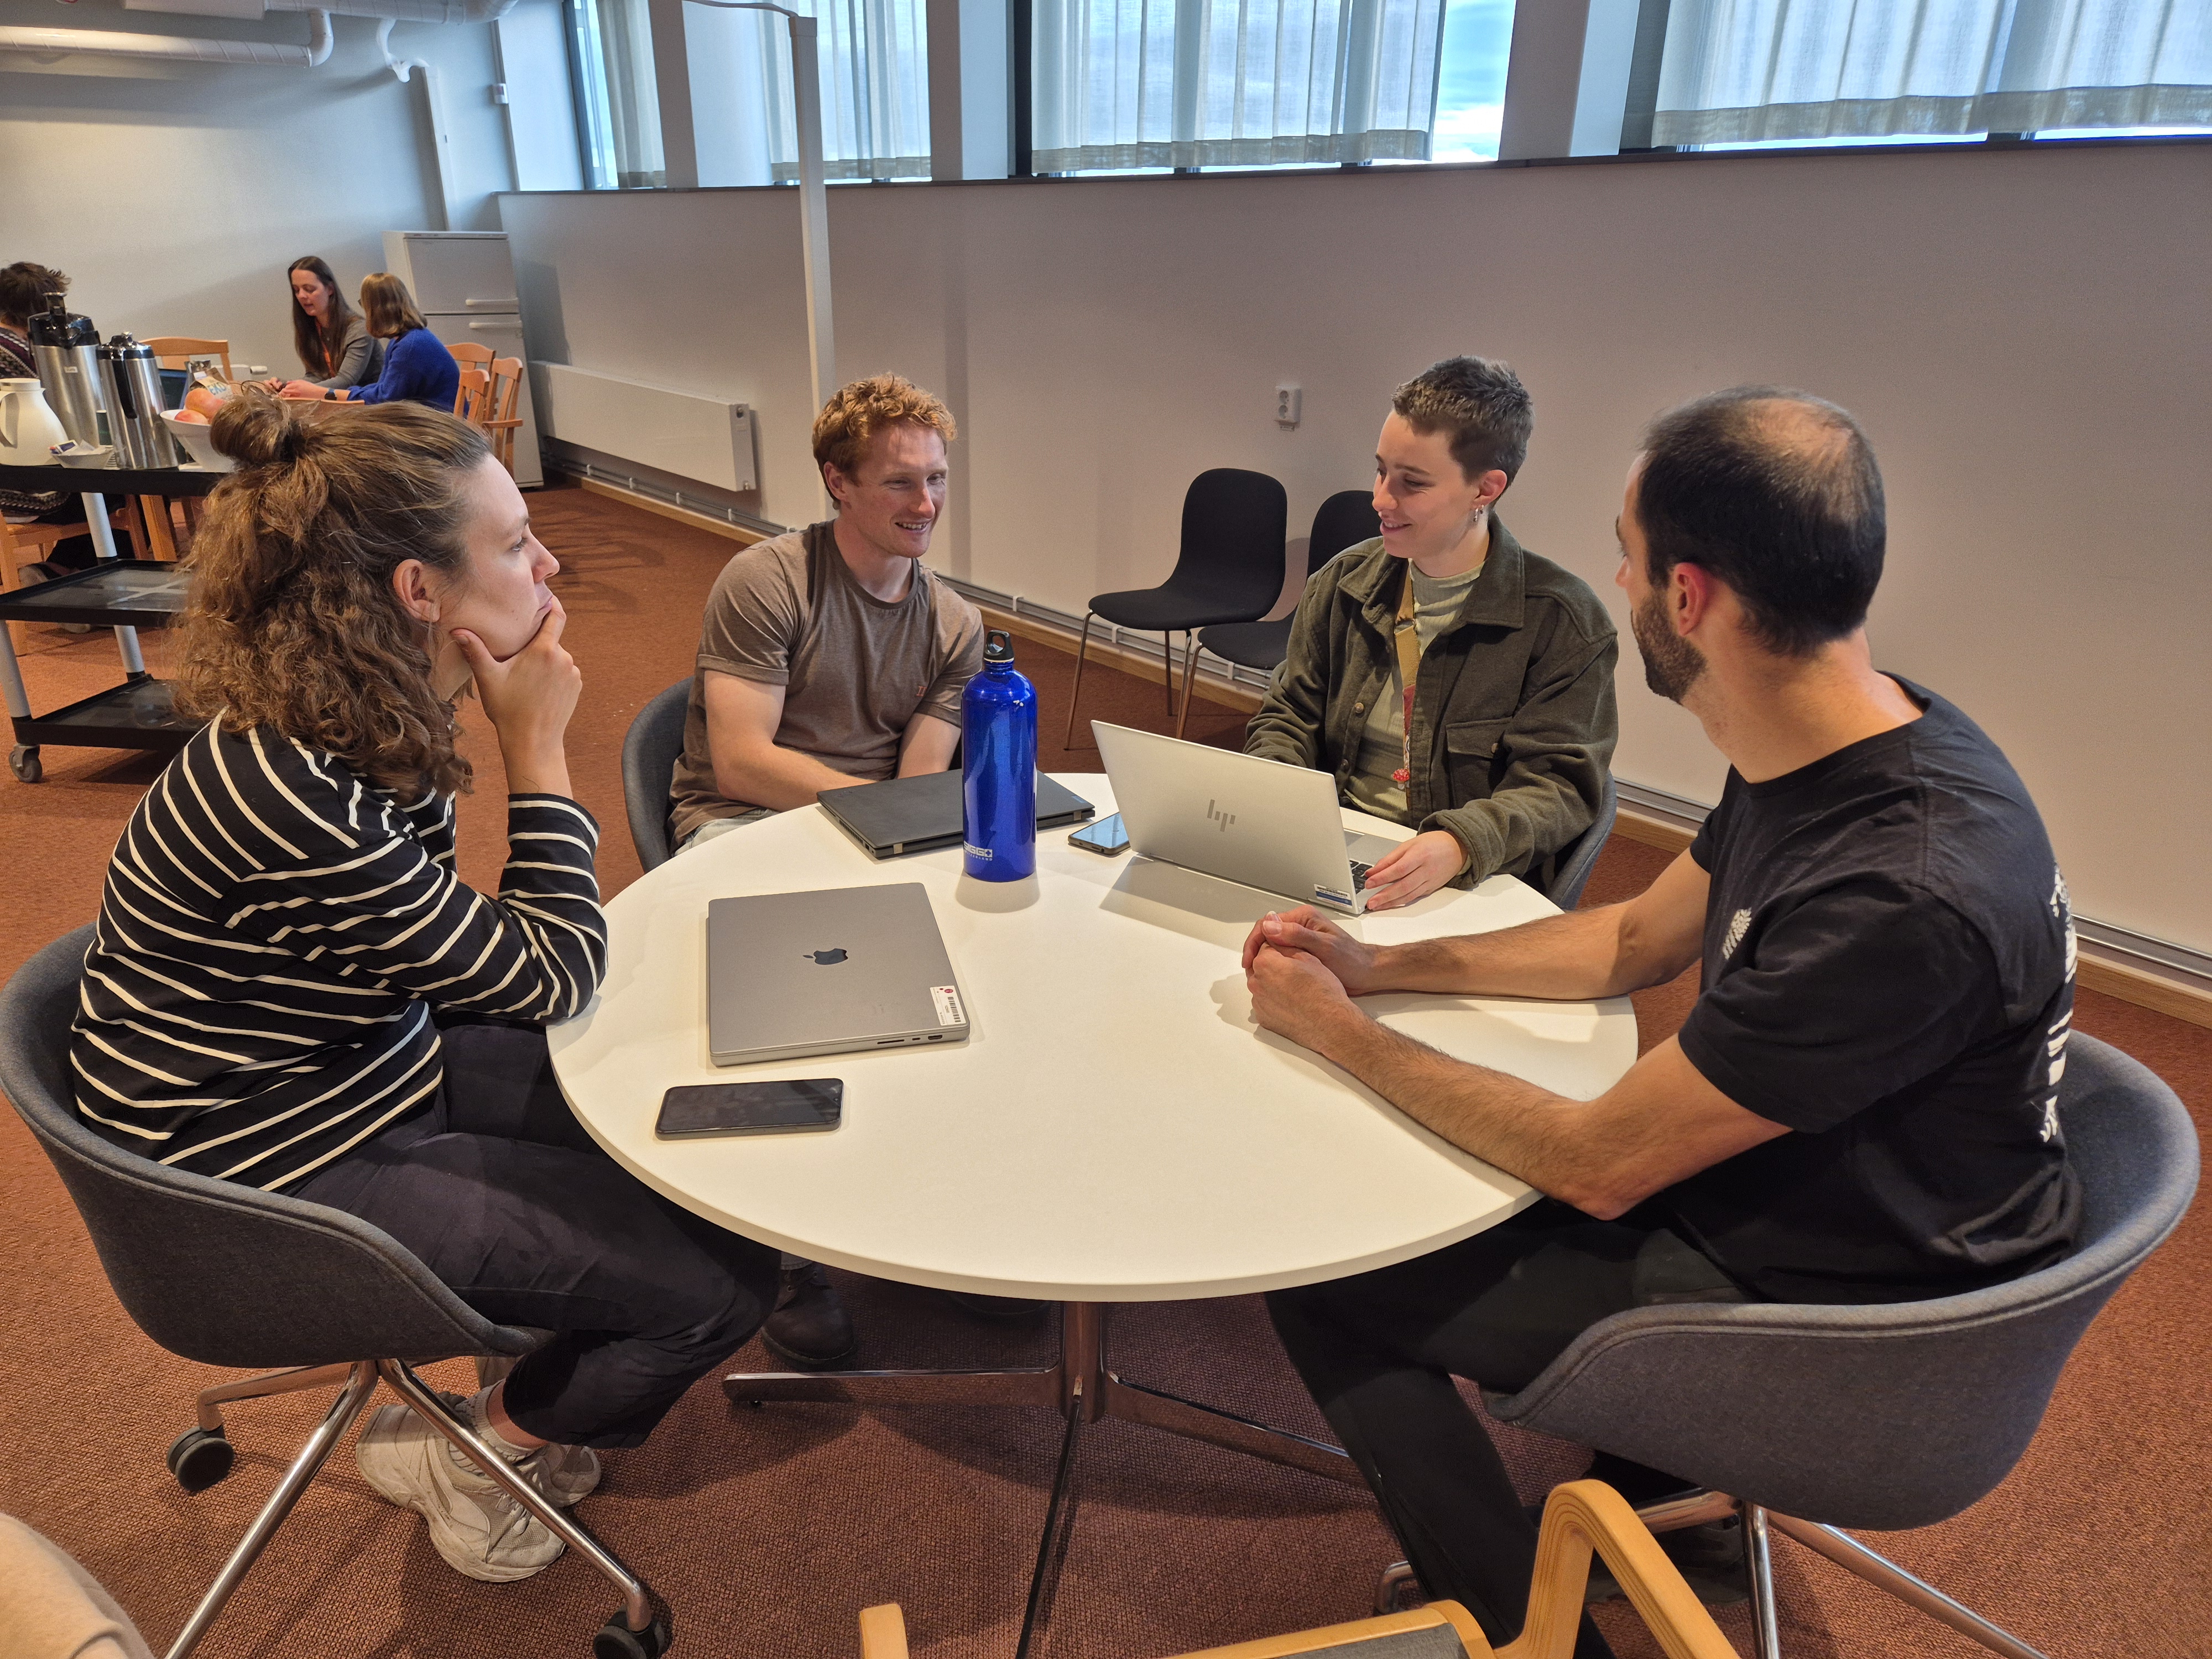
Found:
[70,392,777,1583]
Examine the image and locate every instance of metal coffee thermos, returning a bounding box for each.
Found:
[97,334,176,468]
[27,292,102,447]
[961,630,1039,882]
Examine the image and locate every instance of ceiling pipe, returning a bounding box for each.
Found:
[376,15,458,232]
[0,11,330,65]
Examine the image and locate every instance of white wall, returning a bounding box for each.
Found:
[501,142,2212,952]
[0,0,534,372]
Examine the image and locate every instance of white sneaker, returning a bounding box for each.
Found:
[471,1361,602,1507]
[526,1438,601,1507]
[355,1399,566,1582]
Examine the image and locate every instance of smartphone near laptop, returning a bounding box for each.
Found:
[658,1079,843,1138]
[1090,722,1400,915]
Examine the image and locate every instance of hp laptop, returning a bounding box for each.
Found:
[1092,722,1401,915]
[706,883,971,1065]
[818,770,1095,860]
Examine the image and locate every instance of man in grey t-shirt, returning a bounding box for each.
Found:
[669,374,985,851]
[669,374,986,1368]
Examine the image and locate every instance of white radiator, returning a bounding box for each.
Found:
[529,362,758,493]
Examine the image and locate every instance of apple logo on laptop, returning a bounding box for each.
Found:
[804,948,848,966]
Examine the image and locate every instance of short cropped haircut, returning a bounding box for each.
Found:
[813,374,957,480]
[1636,387,1886,659]
[0,262,69,330]
[359,272,426,338]
[1390,356,1533,487]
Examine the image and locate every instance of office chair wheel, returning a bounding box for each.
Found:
[10,746,41,784]
[593,1611,672,1658]
[166,1426,234,1493]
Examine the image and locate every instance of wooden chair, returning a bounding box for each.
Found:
[453,367,492,424]
[479,357,525,474]
[446,340,495,371]
[857,1482,1737,1659]
[140,337,234,381]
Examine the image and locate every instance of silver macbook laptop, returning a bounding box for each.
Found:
[706,883,971,1066]
[1092,722,1400,915]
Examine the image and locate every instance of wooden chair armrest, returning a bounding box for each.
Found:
[1500,1481,1736,1659]
[858,1603,909,1659]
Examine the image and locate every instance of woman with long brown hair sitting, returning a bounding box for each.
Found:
[274,254,382,393]
[69,392,778,1583]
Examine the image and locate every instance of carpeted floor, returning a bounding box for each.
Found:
[0,481,2204,1659]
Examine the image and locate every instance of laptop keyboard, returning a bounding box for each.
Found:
[1348,861,1373,891]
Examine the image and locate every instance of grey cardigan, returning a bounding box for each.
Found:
[304,316,384,390]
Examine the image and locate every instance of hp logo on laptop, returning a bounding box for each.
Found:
[1206,799,1237,832]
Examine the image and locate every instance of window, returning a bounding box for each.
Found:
[1650,0,2212,149]
[569,0,666,189]
[1430,0,1515,163]
[567,0,930,188]
[1031,0,1458,174]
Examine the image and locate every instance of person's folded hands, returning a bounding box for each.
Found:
[1246,941,1361,1046]
[1241,906,1381,994]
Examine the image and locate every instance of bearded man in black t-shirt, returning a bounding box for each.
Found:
[1241,387,2077,1659]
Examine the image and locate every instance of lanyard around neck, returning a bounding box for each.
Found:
[1391,567,1422,787]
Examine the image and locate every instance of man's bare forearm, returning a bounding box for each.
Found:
[1369,904,1650,1000]
[713,744,863,811]
[1306,1001,1619,1214]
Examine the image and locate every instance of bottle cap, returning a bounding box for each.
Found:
[983,629,1015,665]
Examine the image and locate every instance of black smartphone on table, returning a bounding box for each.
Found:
[1068,812,1130,856]
[656,1079,843,1138]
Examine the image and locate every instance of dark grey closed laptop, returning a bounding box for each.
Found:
[707,883,970,1066]
[817,770,1095,860]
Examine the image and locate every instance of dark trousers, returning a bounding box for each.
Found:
[295,1023,780,1448]
[1265,1200,1749,1658]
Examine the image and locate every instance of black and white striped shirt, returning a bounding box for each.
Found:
[72,721,607,1192]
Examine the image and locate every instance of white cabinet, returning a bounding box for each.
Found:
[381,232,521,315]
[383,231,543,489]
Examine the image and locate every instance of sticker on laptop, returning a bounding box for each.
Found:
[931,985,966,1026]
[1313,886,1355,908]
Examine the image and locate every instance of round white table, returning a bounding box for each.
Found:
[549,774,1637,1651]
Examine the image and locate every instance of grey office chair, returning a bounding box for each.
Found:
[1540,773,1616,912]
[1067,468,1289,745]
[622,677,692,873]
[1476,1033,2196,1659]
[0,928,671,1659]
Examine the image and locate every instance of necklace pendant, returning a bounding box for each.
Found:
[1391,768,1410,785]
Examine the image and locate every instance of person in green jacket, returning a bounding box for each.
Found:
[1245,357,1618,909]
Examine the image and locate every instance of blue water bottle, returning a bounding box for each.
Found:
[962,629,1037,881]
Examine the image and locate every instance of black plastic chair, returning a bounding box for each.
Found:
[1475,1034,2194,1659]
[0,928,671,1659]
[622,678,692,873]
[1066,468,1288,746]
[1197,489,1381,679]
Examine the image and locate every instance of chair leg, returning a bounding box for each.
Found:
[1764,1512,2051,1659]
[379,1358,660,1639]
[1173,634,1200,741]
[1062,613,1097,750]
[164,1361,380,1659]
[1744,1504,1782,1659]
[1374,1560,1419,1616]
[195,1363,360,1432]
[1162,632,1176,718]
